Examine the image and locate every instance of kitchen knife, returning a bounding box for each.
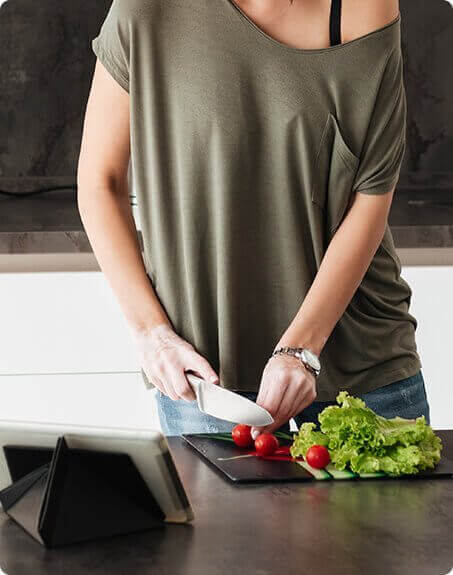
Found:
[186,373,274,427]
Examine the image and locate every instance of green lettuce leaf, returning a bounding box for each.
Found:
[290,422,329,459]
[290,391,442,476]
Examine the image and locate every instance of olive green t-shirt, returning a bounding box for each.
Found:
[92,0,422,400]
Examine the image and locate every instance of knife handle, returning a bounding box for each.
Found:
[185,372,203,386]
[185,372,204,403]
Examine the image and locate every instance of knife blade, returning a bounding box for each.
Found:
[186,373,274,427]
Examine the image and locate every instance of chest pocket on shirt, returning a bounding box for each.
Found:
[311,112,360,238]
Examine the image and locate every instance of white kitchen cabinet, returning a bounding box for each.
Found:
[0,265,451,429]
[0,271,139,374]
[0,270,161,429]
[398,266,453,430]
[0,372,160,430]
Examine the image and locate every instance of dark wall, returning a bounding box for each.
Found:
[0,0,110,181]
[402,0,452,174]
[0,0,452,230]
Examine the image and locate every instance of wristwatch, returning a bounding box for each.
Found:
[272,346,321,378]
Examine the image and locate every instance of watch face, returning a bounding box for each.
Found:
[302,349,321,371]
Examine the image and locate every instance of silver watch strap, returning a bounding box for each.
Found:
[272,346,320,377]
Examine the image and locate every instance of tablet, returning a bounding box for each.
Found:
[0,419,194,524]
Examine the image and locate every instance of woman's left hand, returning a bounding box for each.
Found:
[251,354,317,438]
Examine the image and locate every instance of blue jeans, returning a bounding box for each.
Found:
[155,369,431,436]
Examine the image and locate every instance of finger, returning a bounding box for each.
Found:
[262,388,297,433]
[263,380,301,434]
[255,378,268,405]
[251,392,267,440]
[256,365,274,407]
[293,384,317,417]
[157,371,179,401]
[260,378,286,417]
[144,370,165,394]
[252,379,286,439]
[150,354,180,400]
[186,353,219,385]
[153,375,179,402]
[251,386,270,438]
[171,369,197,402]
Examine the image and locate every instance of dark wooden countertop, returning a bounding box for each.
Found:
[0,430,452,575]
[1,179,453,253]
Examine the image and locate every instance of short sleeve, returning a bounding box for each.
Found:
[352,47,407,196]
[92,0,130,93]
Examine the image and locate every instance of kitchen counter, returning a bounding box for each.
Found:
[1,177,453,256]
[0,430,452,575]
[0,186,144,255]
[2,181,453,269]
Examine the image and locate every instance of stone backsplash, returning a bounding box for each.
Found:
[0,0,452,247]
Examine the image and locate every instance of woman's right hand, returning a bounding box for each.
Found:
[130,323,219,401]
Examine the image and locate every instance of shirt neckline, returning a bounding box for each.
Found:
[223,0,401,55]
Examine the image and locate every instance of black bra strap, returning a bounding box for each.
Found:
[329,0,342,46]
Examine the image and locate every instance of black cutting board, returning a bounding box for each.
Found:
[182,433,453,484]
[183,434,313,482]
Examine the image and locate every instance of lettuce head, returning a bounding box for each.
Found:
[290,391,442,476]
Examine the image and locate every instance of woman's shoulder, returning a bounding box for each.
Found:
[343,0,401,44]
[107,0,159,23]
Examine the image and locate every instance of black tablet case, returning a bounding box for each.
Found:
[183,433,453,483]
[0,436,165,547]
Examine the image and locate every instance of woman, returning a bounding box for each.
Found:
[78,0,430,437]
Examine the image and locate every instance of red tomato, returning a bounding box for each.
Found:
[305,445,330,469]
[254,433,279,456]
[232,424,254,448]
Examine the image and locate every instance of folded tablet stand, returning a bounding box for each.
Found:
[0,435,165,548]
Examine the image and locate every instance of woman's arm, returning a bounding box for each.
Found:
[77,59,219,400]
[276,190,394,354]
[250,191,394,437]
[77,59,170,333]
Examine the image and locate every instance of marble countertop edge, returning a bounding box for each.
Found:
[1,227,453,254]
[1,230,453,272]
